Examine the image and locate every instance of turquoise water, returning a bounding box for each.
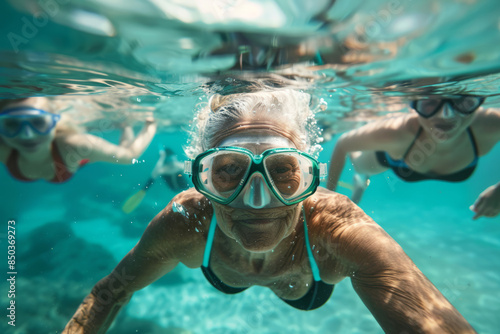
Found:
[1,0,500,333]
[1,132,499,334]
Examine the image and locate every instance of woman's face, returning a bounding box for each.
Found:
[413,96,481,140]
[0,100,57,153]
[211,130,303,253]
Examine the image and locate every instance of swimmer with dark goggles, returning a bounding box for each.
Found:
[410,95,485,118]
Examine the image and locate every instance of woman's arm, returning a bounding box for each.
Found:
[60,119,157,165]
[471,181,500,219]
[469,108,500,219]
[311,190,476,333]
[63,211,177,333]
[63,191,208,333]
[350,228,476,333]
[330,208,475,332]
[326,133,349,191]
[326,117,407,191]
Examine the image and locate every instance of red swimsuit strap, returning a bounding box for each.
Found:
[5,142,75,183]
[50,142,74,183]
[6,148,32,182]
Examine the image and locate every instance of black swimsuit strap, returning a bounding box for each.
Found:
[402,126,424,161]
[201,210,334,310]
[201,266,248,294]
[466,127,479,158]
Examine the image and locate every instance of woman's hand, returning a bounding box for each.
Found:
[470,183,500,219]
[144,116,156,126]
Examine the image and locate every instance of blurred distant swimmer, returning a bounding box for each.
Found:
[122,147,190,214]
[326,94,500,219]
[0,97,157,183]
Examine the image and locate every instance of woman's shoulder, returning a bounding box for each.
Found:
[305,187,376,228]
[54,132,88,146]
[344,114,417,143]
[304,188,390,280]
[471,108,500,134]
[469,108,500,155]
[141,188,211,267]
[153,188,213,230]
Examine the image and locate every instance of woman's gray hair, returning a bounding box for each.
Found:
[185,89,323,159]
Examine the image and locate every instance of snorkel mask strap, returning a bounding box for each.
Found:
[184,160,193,175]
[319,163,327,180]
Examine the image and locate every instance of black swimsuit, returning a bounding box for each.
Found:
[376,127,479,182]
[201,209,334,311]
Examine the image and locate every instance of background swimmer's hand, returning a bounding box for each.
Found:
[470,182,500,220]
[158,148,167,159]
[145,116,156,125]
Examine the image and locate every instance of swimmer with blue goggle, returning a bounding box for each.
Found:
[0,97,157,183]
[0,106,60,138]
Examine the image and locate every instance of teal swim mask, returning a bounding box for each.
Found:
[185,146,326,206]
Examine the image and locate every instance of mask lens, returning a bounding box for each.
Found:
[264,152,314,201]
[414,99,442,117]
[451,96,484,114]
[28,114,54,133]
[0,113,58,137]
[0,118,23,136]
[198,151,251,200]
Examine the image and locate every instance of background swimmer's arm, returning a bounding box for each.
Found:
[471,181,500,219]
[326,119,404,191]
[469,109,500,219]
[60,118,157,165]
[325,132,349,191]
[63,199,198,334]
[472,107,500,155]
[150,148,167,178]
[333,218,476,333]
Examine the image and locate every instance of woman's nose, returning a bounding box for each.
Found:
[437,102,455,119]
[242,172,272,209]
[18,124,35,138]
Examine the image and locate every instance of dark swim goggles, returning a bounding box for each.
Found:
[184,146,327,206]
[0,107,60,138]
[410,95,484,118]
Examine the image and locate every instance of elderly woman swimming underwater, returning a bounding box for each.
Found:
[63,89,476,333]
[0,97,156,182]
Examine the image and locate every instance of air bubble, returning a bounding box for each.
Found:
[172,202,189,218]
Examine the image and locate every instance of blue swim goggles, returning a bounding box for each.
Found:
[184,146,327,206]
[411,95,484,118]
[0,107,60,138]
